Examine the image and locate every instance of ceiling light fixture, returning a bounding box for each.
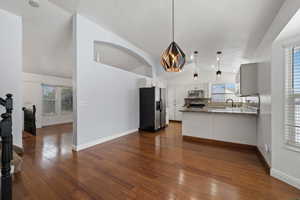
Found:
[216,51,222,78]
[28,0,40,8]
[193,51,199,80]
[160,0,186,72]
[193,73,198,80]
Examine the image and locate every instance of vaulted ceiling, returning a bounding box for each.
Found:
[0,0,73,78]
[0,0,286,78]
[50,0,285,72]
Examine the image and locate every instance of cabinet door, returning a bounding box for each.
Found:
[167,88,176,120]
[240,63,258,96]
[175,86,186,107]
[175,105,183,121]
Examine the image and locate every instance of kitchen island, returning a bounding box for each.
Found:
[180,107,257,146]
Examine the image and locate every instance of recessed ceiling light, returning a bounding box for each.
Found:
[28,0,40,8]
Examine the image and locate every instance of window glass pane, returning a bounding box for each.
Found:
[211,83,237,102]
[212,84,225,94]
[42,85,56,114]
[43,85,56,100]
[43,100,56,114]
[294,49,300,94]
[61,88,73,112]
[293,49,300,144]
[225,83,236,94]
[212,94,225,102]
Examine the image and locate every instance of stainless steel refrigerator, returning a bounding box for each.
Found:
[139,87,167,132]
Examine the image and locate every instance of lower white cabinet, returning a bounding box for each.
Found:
[182,112,257,145]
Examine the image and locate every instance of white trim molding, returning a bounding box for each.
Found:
[72,129,138,151]
[271,168,300,190]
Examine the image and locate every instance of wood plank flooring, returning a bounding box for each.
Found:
[14,123,300,200]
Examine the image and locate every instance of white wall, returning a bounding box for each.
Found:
[252,0,300,189]
[256,62,272,165]
[73,14,156,150]
[23,72,73,128]
[165,68,236,102]
[164,68,236,121]
[271,35,300,189]
[0,9,22,147]
[165,68,236,87]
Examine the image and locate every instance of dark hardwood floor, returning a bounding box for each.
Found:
[14,123,300,200]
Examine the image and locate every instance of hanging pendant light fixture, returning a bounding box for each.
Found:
[193,73,198,80]
[160,0,186,72]
[216,51,222,78]
[193,51,199,80]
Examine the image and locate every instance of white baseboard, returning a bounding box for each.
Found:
[271,168,300,189]
[72,129,138,151]
[42,120,73,127]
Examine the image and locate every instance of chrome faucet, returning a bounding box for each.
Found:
[226,98,234,107]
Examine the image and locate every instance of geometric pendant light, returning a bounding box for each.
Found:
[160,0,186,72]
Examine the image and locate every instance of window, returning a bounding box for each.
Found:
[42,85,57,115]
[61,88,73,113]
[42,85,73,116]
[285,46,300,148]
[211,83,236,102]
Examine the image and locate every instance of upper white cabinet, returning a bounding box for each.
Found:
[236,63,258,96]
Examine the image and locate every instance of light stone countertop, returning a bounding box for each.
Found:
[179,107,258,116]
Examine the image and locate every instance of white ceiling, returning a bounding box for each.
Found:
[50,0,285,73]
[277,9,300,42]
[0,0,285,78]
[94,42,152,77]
[0,0,73,78]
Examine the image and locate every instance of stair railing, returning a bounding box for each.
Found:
[0,94,13,200]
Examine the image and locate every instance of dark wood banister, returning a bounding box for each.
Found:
[0,94,13,200]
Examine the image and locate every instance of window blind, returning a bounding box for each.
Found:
[285,46,300,148]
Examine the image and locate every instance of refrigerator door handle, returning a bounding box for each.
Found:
[156,101,161,111]
[159,100,163,112]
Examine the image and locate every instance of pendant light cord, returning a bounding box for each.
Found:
[217,51,222,70]
[172,0,175,42]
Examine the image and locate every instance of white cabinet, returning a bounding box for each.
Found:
[167,84,210,121]
[236,63,258,96]
[167,86,187,121]
[167,87,176,120]
[182,112,257,145]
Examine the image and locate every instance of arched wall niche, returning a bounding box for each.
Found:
[94,41,153,78]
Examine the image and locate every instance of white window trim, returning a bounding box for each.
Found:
[284,144,300,153]
[284,45,300,151]
[42,84,73,116]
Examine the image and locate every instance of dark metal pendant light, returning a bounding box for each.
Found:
[161,0,186,72]
[193,51,199,80]
[216,51,222,78]
[193,73,199,80]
